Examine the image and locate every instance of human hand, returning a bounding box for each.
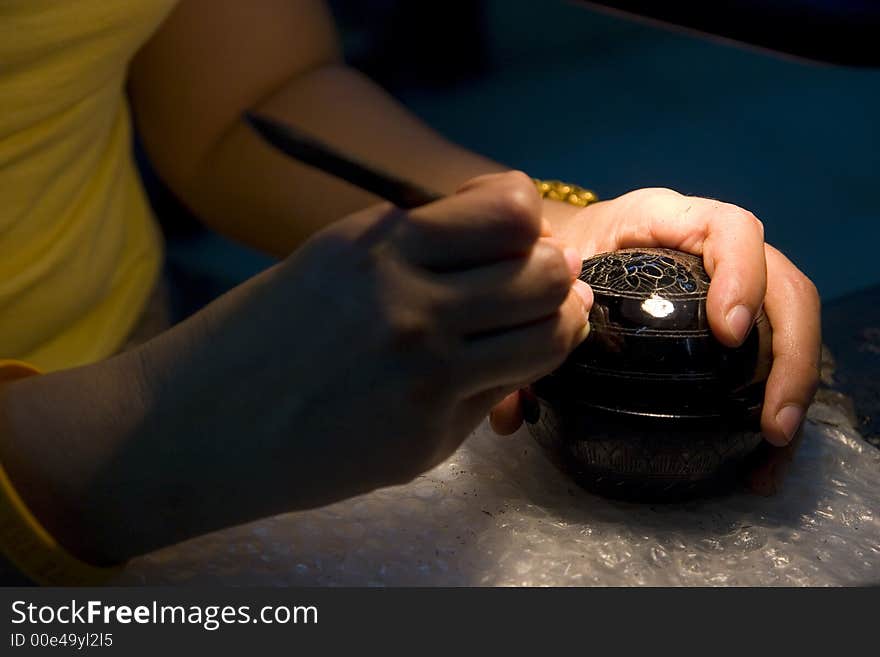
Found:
[208,171,593,505]
[0,171,597,563]
[490,188,820,447]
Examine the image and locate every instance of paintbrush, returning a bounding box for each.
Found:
[244,112,443,209]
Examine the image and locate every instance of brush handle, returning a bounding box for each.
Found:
[245,112,444,209]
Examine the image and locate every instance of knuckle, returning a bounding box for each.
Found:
[535,245,572,303]
[628,187,682,203]
[493,176,542,241]
[740,209,764,239]
[751,216,765,240]
[425,286,457,320]
[502,169,537,192]
[647,186,681,198]
[718,204,764,237]
[805,278,820,308]
[786,270,820,307]
[383,306,431,349]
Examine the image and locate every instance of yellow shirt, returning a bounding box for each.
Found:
[0,0,177,371]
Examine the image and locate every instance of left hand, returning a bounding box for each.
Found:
[490,187,821,447]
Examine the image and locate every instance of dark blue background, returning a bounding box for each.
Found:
[150,0,880,305]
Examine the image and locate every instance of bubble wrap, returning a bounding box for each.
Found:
[120,397,880,586]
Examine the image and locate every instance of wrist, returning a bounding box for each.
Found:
[533,178,600,238]
[0,357,150,570]
[541,197,582,225]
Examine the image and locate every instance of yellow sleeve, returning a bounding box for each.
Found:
[0,359,123,585]
[0,359,42,384]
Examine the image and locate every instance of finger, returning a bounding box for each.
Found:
[436,238,582,335]
[599,189,768,347]
[759,244,821,446]
[393,170,542,270]
[450,385,522,446]
[454,284,592,397]
[699,203,768,348]
[489,391,524,435]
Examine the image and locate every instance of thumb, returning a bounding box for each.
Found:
[394,171,543,270]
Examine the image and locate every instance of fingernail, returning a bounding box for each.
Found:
[775,405,805,444]
[576,322,591,344]
[563,247,582,278]
[572,280,593,343]
[572,279,593,312]
[725,304,753,344]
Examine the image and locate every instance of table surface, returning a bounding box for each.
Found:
[124,4,880,585]
[120,391,880,587]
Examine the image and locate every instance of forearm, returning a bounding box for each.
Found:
[160,64,508,256]
[0,265,357,564]
[0,349,179,565]
[130,0,584,256]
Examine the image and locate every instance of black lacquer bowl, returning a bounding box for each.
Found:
[525,248,772,501]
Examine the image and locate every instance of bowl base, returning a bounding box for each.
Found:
[526,396,764,502]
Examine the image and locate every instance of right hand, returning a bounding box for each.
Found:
[0,172,593,564]
[182,171,592,504]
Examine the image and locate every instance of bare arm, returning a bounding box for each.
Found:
[0,266,299,565]
[128,0,513,256]
[0,173,588,567]
[0,2,584,573]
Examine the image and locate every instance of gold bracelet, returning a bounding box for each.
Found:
[533,178,598,208]
[0,360,123,585]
